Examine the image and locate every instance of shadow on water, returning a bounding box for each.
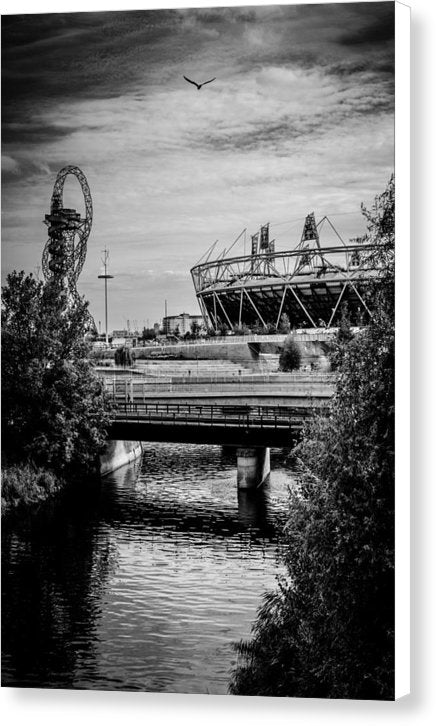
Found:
[98,444,286,543]
[2,442,294,692]
[237,487,271,528]
[1,476,115,689]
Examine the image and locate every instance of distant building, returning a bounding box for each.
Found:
[163,312,204,336]
[111,337,127,348]
[111,329,139,347]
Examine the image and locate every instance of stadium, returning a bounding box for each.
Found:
[191,213,379,332]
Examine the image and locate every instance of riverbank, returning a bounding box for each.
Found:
[1,464,64,516]
[2,439,144,516]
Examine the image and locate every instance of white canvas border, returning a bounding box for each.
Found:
[394,0,411,701]
[0,0,421,722]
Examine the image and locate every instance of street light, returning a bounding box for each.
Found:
[98,248,113,346]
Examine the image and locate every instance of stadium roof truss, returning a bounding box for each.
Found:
[191,214,379,331]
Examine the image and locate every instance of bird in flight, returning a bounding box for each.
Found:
[183,75,216,90]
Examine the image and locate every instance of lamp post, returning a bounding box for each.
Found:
[98,248,113,346]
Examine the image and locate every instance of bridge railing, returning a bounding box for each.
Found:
[104,377,335,400]
[111,401,329,431]
[99,368,336,383]
[102,371,336,385]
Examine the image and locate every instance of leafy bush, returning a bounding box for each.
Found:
[114,346,134,367]
[279,313,291,334]
[233,324,251,336]
[279,335,301,371]
[2,464,62,514]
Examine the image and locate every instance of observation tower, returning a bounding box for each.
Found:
[42,165,93,306]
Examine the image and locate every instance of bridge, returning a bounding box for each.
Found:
[103,371,334,488]
[107,401,322,448]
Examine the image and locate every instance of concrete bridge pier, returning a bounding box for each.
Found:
[236,447,270,489]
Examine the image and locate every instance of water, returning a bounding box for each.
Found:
[2,443,296,694]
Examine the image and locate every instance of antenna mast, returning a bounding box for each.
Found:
[98,248,114,346]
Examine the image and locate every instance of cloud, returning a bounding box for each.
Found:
[1,154,20,176]
[338,6,395,46]
[1,4,395,328]
[2,121,81,146]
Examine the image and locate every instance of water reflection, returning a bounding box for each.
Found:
[2,486,116,689]
[2,443,294,694]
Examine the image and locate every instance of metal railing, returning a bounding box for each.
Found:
[103,374,336,399]
[110,401,324,431]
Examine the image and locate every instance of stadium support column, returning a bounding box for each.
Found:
[236,447,270,489]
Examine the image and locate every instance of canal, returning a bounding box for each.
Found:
[2,443,296,694]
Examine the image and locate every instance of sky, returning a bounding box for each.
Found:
[1,1,395,331]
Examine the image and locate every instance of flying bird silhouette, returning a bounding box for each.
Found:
[183,75,216,90]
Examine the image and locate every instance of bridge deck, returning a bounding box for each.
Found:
[108,401,326,447]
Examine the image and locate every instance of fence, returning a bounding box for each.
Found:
[104,374,335,400]
[111,401,317,431]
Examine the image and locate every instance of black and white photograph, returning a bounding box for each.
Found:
[1,0,408,705]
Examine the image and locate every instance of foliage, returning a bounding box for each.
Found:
[329,303,355,370]
[337,303,354,343]
[230,176,395,700]
[233,323,251,336]
[2,464,61,514]
[279,334,302,371]
[279,313,291,334]
[1,272,111,481]
[251,320,264,335]
[141,326,156,341]
[114,345,134,367]
[190,320,202,338]
[266,323,278,335]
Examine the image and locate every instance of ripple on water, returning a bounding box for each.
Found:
[2,442,297,694]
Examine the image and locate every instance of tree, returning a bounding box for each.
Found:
[190,320,201,339]
[329,303,354,371]
[141,326,156,341]
[114,346,134,367]
[230,176,395,700]
[1,272,111,479]
[279,313,291,334]
[337,303,354,343]
[252,320,264,335]
[233,323,251,336]
[279,334,301,371]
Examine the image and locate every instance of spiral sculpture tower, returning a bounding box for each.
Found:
[42,165,93,301]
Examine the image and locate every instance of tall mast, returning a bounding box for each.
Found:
[98,248,114,345]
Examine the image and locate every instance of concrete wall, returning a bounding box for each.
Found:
[100,439,143,477]
[96,334,334,372]
[134,341,275,364]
